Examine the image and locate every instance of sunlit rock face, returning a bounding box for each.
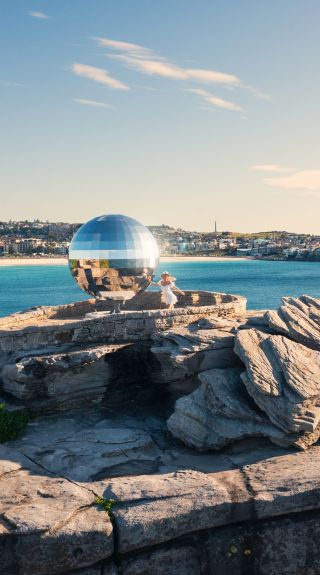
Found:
[69,214,159,300]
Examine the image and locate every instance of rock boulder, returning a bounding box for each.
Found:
[167,367,297,450]
[234,328,320,447]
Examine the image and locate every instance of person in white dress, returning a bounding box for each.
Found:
[149,271,185,310]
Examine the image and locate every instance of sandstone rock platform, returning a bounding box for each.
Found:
[1,292,320,574]
[3,403,320,574]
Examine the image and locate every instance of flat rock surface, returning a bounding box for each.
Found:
[91,444,320,554]
[3,405,320,568]
[10,412,161,482]
[242,446,320,518]
[96,468,250,553]
[0,444,113,575]
[3,295,320,572]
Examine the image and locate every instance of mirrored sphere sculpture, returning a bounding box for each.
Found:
[69,214,159,303]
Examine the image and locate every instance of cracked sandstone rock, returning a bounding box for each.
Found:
[1,344,125,411]
[151,323,241,383]
[0,444,113,575]
[9,417,160,482]
[234,328,320,446]
[265,295,320,351]
[167,367,297,450]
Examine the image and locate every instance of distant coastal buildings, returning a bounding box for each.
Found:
[148,225,320,261]
[0,221,78,257]
[0,220,320,261]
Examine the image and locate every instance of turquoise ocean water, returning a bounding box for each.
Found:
[1,260,320,317]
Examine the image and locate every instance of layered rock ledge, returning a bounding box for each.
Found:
[1,292,320,574]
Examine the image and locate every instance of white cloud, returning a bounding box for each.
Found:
[265,170,320,191]
[113,55,187,80]
[73,98,112,108]
[97,36,240,86]
[95,37,153,59]
[93,36,270,111]
[188,88,243,112]
[251,164,295,173]
[114,55,240,85]
[28,11,50,20]
[71,63,129,91]
[186,69,240,86]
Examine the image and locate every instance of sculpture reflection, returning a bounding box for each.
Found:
[68,214,159,307]
[69,258,152,298]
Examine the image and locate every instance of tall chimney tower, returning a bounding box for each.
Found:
[214,221,217,234]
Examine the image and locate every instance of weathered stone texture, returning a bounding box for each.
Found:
[151,323,241,383]
[120,545,204,575]
[4,411,320,573]
[0,445,113,575]
[0,291,246,358]
[203,511,320,575]
[2,292,320,574]
[11,416,160,482]
[115,512,320,575]
[1,344,117,410]
[167,368,293,450]
[265,294,320,350]
[235,328,320,442]
[96,469,251,553]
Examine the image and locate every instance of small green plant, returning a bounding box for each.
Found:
[0,404,29,443]
[99,259,110,269]
[69,259,77,270]
[95,496,116,516]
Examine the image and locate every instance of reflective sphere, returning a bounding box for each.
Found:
[68,214,159,301]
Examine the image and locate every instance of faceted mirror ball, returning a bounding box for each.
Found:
[68,214,160,301]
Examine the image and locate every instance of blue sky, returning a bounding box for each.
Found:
[1,0,320,232]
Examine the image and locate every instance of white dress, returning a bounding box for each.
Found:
[160,282,178,305]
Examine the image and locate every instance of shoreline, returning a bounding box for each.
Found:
[160,256,250,262]
[0,256,251,267]
[1,256,317,266]
[0,257,68,267]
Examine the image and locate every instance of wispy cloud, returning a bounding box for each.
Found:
[265,170,320,191]
[187,69,240,86]
[251,164,295,173]
[92,36,270,111]
[73,98,112,108]
[71,63,129,91]
[112,55,187,80]
[96,36,240,87]
[245,86,272,101]
[188,88,243,112]
[112,54,240,86]
[95,37,152,59]
[28,11,50,20]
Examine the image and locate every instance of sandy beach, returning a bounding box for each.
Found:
[0,258,68,267]
[0,256,250,267]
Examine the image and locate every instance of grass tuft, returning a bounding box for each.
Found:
[0,403,29,443]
